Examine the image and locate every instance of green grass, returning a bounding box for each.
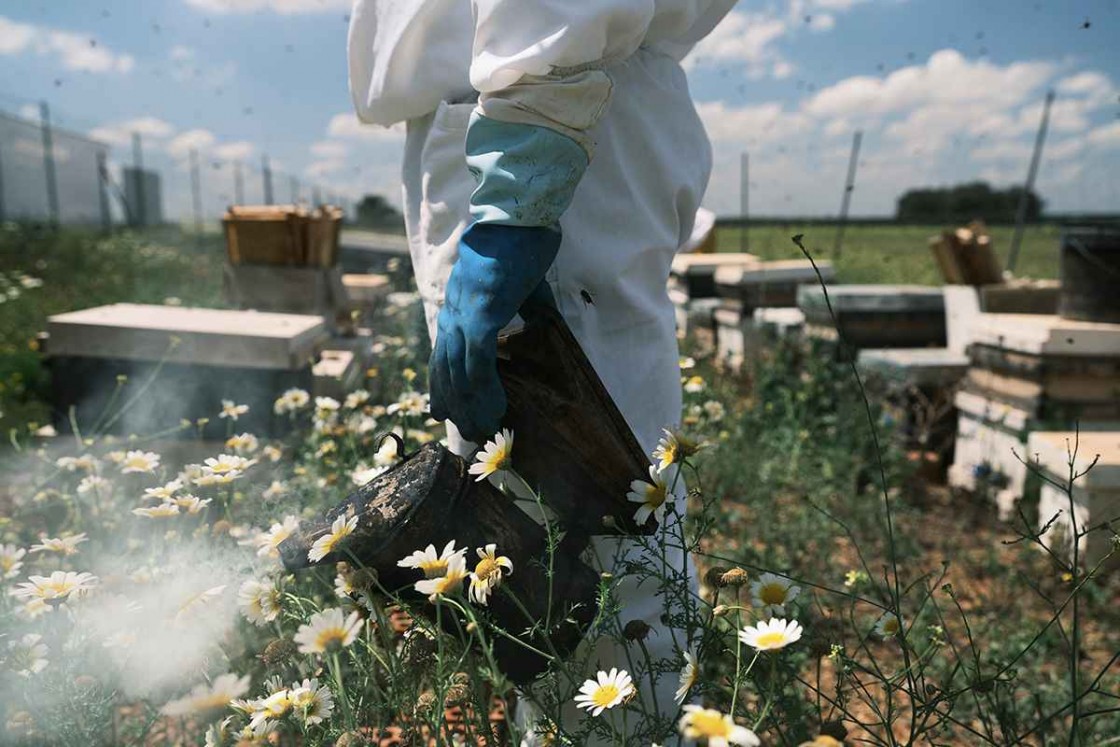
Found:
[0,223,226,430]
[716,222,1062,285]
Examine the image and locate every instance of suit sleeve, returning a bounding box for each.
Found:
[464,1,661,228]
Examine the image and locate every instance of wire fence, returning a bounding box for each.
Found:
[0,99,354,230]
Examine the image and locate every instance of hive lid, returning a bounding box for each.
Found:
[715,259,834,287]
[967,313,1120,357]
[670,252,759,277]
[47,303,328,370]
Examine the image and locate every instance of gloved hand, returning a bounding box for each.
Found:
[428,222,559,442]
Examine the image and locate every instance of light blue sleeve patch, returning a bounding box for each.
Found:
[465,112,589,228]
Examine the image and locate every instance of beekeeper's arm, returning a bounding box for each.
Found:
[429,1,676,442]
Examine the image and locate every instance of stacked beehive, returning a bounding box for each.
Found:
[712,260,832,372]
[947,313,1120,517]
[668,253,758,353]
[798,284,947,350]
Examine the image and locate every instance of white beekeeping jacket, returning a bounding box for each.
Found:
[348,0,736,128]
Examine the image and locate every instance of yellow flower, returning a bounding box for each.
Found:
[573,668,634,716]
[414,552,469,601]
[133,503,180,518]
[874,613,903,639]
[120,450,160,474]
[627,465,685,527]
[678,706,759,746]
[675,649,699,704]
[219,400,249,420]
[739,618,803,652]
[293,607,363,654]
[468,544,513,606]
[398,540,465,579]
[11,571,98,604]
[308,514,359,563]
[750,572,801,616]
[652,428,704,471]
[468,428,514,485]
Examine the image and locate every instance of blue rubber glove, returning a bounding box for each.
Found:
[428,112,589,442]
[429,223,559,442]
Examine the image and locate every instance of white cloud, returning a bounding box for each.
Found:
[213,141,255,161]
[326,112,405,142]
[685,12,789,78]
[697,51,1120,216]
[167,129,217,159]
[169,45,195,62]
[183,0,351,14]
[0,15,134,73]
[89,117,176,147]
[311,140,349,158]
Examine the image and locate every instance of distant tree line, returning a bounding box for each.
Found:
[896,181,1043,223]
[353,194,406,232]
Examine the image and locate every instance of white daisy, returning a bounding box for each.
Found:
[203,454,255,475]
[289,678,335,725]
[238,579,282,626]
[386,390,427,417]
[133,503,180,518]
[397,540,465,579]
[226,433,260,454]
[627,464,685,527]
[274,388,310,415]
[173,495,212,514]
[11,571,98,604]
[414,552,469,602]
[373,435,401,467]
[573,668,634,716]
[143,479,183,502]
[468,429,514,485]
[55,454,99,473]
[738,617,804,652]
[683,375,706,394]
[262,480,288,500]
[678,705,760,746]
[248,688,293,730]
[351,463,388,486]
[293,607,363,654]
[219,400,249,420]
[29,533,87,556]
[161,673,251,717]
[467,544,513,606]
[120,450,161,474]
[675,649,699,704]
[7,634,48,677]
[175,585,227,620]
[0,544,26,580]
[874,613,903,639]
[344,390,370,409]
[308,514,358,563]
[77,475,111,495]
[750,572,801,617]
[251,516,301,559]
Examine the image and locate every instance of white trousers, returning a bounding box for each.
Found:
[399,47,712,745]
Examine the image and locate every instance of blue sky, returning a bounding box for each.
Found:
[0,0,1117,219]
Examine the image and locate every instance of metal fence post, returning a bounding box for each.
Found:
[262,154,274,204]
[290,176,299,203]
[40,101,60,226]
[190,148,203,234]
[740,151,749,254]
[96,149,111,232]
[833,130,863,260]
[0,140,6,223]
[131,131,146,227]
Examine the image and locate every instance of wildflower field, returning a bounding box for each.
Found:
[0,223,1117,746]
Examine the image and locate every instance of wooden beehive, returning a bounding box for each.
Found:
[223,204,343,267]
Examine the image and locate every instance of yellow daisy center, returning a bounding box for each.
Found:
[591,684,620,708]
[755,631,788,649]
[314,627,348,650]
[645,483,668,508]
[474,556,500,582]
[690,711,732,738]
[759,583,788,605]
[434,571,466,594]
[482,450,510,473]
[883,618,900,634]
[417,558,448,577]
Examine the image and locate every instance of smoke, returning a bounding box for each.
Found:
[72,541,254,700]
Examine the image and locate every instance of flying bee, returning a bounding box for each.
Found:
[580,289,595,306]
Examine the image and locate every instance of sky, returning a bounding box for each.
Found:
[0,0,1117,219]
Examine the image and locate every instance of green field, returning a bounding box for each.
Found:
[716,222,1062,285]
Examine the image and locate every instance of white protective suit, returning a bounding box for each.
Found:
[349,1,734,742]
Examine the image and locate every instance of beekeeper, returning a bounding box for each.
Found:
[348,0,734,740]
